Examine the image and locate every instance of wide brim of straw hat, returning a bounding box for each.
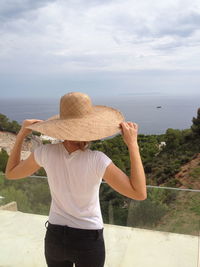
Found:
[27,105,124,141]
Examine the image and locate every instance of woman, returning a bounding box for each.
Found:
[5,92,146,267]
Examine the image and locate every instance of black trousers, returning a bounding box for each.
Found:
[45,222,105,267]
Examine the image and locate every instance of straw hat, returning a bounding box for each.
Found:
[27,92,124,141]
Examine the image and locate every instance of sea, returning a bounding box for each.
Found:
[0,94,199,135]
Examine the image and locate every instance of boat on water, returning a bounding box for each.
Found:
[156,106,162,109]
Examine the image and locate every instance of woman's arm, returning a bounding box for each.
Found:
[103,122,147,200]
[5,119,42,179]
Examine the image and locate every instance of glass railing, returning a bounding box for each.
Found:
[100,182,200,267]
[0,174,199,267]
[100,183,200,236]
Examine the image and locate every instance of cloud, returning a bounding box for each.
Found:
[0,0,55,21]
[154,11,200,38]
[0,0,200,78]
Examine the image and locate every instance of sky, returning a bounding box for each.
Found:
[1,0,200,99]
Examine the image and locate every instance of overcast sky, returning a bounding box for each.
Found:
[1,0,200,99]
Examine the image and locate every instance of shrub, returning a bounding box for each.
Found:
[0,113,20,133]
[0,149,9,172]
[127,199,168,227]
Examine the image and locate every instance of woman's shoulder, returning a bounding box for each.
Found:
[87,149,105,155]
[86,149,109,160]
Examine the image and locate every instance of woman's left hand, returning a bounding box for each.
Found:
[120,121,138,147]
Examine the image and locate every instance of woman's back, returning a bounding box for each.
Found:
[34,142,111,229]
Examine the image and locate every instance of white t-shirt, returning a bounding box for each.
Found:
[34,143,112,229]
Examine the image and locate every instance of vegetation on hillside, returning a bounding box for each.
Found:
[0,149,9,173]
[0,175,50,215]
[0,113,41,136]
[0,113,21,134]
[191,108,200,136]
[0,108,199,235]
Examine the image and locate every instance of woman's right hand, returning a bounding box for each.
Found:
[19,119,43,137]
[120,121,139,147]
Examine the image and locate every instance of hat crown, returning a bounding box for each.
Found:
[60,92,93,119]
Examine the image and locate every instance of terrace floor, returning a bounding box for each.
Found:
[0,210,199,267]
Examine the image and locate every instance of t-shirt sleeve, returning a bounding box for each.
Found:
[34,145,48,167]
[94,151,112,178]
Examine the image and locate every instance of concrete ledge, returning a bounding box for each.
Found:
[0,210,199,267]
[0,201,18,211]
[0,210,47,267]
[104,224,199,267]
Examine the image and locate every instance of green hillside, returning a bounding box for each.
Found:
[0,108,199,236]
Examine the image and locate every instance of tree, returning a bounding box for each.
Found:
[165,128,182,150]
[0,113,21,133]
[191,108,200,136]
[0,149,9,172]
[127,199,168,227]
[35,167,47,177]
[0,186,31,211]
[7,120,21,133]
[0,114,9,131]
